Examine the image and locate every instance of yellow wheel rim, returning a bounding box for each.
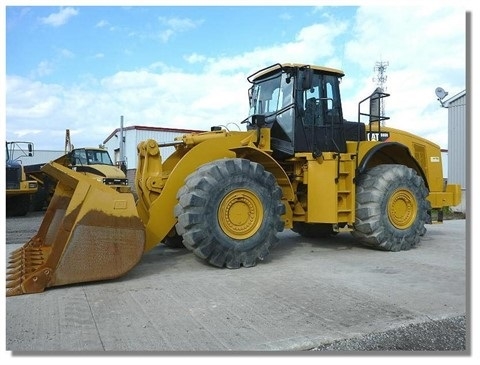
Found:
[387,188,417,229]
[218,189,263,240]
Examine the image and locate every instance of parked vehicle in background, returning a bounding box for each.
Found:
[5,141,38,217]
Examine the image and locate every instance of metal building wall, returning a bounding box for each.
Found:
[102,134,124,167]
[17,150,65,166]
[447,92,466,212]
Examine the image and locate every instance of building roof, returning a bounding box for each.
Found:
[444,89,466,107]
[103,125,205,144]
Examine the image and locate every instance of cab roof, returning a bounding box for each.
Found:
[248,63,345,83]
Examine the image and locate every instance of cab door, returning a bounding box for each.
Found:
[298,73,347,154]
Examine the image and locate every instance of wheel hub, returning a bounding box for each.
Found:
[218,189,263,240]
[388,188,417,229]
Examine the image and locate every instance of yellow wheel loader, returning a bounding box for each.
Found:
[6,63,461,296]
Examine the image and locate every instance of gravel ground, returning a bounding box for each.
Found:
[312,315,467,352]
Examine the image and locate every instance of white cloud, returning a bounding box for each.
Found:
[95,20,110,28]
[27,49,75,80]
[6,76,63,120]
[157,16,203,43]
[158,29,174,43]
[184,53,207,64]
[30,60,54,78]
[39,7,79,27]
[59,48,75,59]
[11,129,43,138]
[158,16,201,31]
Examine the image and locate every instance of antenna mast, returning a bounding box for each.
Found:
[373,60,389,125]
[65,129,73,154]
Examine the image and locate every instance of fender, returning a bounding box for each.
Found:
[357,141,429,189]
[230,146,295,201]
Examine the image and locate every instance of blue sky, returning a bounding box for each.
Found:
[6,6,358,84]
[4,3,468,151]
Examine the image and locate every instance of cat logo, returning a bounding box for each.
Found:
[367,132,390,141]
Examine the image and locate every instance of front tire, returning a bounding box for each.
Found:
[352,164,429,251]
[174,158,285,268]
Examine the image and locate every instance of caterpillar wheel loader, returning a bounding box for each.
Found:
[6,63,461,297]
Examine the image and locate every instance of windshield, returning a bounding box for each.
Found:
[248,71,293,117]
[72,149,113,165]
[247,69,296,157]
[87,150,113,165]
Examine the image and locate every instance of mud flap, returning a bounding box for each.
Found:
[6,162,145,296]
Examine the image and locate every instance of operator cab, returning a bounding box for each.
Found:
[245,63,361,160]
[70,148,114,166]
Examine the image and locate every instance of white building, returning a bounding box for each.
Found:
[16,150,64,166]
[444,90,466,213]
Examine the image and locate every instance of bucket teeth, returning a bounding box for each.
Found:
[10,247,26,256]
[6,265,38,277]
[6,272,24,282]
[6,286,26,297]
[6,277,22,289]
[8,260,43,268]
[6,247,46,296]
[9,247,41,256]
[8,251,44,267]
[9,249,42,258]
[7,265,37,275]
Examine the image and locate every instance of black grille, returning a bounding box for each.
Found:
[103,178,128,186]
[6,167,21,189]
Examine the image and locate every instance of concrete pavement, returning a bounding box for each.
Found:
[5,213,467,352]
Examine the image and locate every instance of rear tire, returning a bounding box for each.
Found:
[6,195,31,217]
[352,164,429,251]
[175,158,285,268]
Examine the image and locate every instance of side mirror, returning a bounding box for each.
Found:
[248,87,253,107]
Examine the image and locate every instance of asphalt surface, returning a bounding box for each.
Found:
[5,212,468,353]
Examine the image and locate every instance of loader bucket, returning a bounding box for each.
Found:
[6,162,145,297]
